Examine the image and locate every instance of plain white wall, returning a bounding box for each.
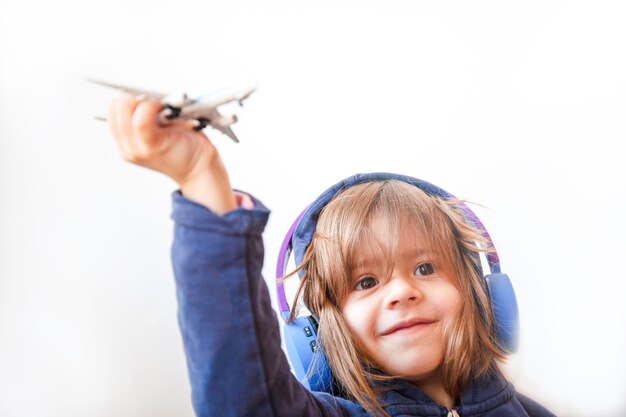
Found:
[1,1,625,416]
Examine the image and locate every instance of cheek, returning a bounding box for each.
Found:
[435,283,462,323]
[341,299,375,342]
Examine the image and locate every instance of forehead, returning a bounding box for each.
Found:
[348,211,438,269]
[314,179,459,272]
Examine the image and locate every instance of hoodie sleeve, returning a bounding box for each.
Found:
[170,191,350,417]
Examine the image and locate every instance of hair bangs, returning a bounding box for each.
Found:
[305,180,473,309]
[360,181,465,285]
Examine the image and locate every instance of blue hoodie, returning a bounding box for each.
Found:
[170,189,556,417]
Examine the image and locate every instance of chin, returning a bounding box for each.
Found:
[380,356,442,380]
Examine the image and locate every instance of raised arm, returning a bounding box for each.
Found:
[107,96,350,417]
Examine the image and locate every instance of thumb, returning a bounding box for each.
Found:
[131,99,164,146]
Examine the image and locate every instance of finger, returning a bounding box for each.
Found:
[131,99,164,148]
[107,94,124,141]
[109,93,140,158]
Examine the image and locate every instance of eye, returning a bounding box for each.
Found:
[354,276,379,290]
[414,262,434,276]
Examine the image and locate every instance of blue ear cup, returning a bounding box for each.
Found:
[281,313,332,392]
[485,273,519,353]
[276,209,333,392]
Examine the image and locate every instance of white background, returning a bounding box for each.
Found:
[1,1,625,416]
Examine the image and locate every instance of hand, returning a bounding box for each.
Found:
[107,94,237,214]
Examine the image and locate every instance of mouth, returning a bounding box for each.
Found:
[380,318,436,336]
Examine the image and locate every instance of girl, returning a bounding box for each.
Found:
[107,95,556,417]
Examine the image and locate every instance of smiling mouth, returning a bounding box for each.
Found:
[381,320,436,336]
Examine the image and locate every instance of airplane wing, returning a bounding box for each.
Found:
[213,124,240,143]
[177,107,240,143]
[87,78,167,101]
[178,101,219,119]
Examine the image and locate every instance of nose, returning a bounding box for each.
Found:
[384,275,423,309]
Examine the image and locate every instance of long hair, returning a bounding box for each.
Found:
[287,180,507,416]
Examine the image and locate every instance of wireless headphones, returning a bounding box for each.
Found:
[275,173,519,392]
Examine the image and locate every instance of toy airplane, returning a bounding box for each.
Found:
[89,78,256,143]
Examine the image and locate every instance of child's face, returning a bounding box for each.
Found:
[341,213,461,384]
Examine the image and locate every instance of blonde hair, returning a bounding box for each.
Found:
[287,180,507,416]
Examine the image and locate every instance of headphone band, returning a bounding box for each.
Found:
[276,208,307,314]
[275,173,502,317]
